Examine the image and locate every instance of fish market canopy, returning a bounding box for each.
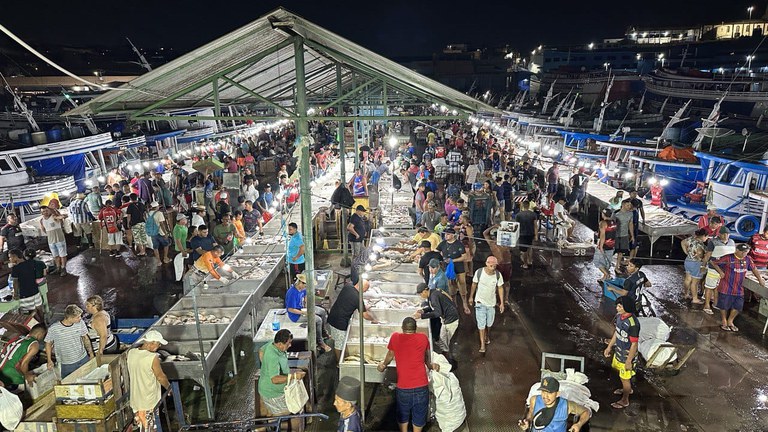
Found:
[66,8,501,121]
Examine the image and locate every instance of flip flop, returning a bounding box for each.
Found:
[720,325,731,331]
[485,339,491,345]
[692,299,704,304]
[479,347,486,353]
[522,264,529,269]
[729,325,739,332]
[703,308,714,315]
[611,401,629,409]
[613,389,634,395]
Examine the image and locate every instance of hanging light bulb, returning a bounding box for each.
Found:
[660,179,669,186]
[647,177,657,185]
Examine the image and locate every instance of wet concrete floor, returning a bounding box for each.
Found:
[10,211,768,432]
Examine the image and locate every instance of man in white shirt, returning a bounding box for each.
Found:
[554,196,574,240]
[465,159,481,189]
[469,256,505,354]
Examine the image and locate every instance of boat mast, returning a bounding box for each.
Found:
[692,94,727,150]
[1,72,40,132]
[594,72,615,133]
[541,80,557,115]
[551,87,573,119]
[127,37,152,72]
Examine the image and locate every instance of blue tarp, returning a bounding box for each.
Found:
[654,164,705,199]
[559,130,647,149]
[27,154,87,191]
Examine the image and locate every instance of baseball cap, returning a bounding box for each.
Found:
[428,258,440,268]
[416,282,429,293]
[418,226,429,233]
[707,204,718,211]
[356,205,366,211]
[138,329,168,345]
[176,214,188,221]
[540,377,560,393]
[719,226,730,234]
[150,201,160,208]
[736,243,751,252]
[444,227,456,234]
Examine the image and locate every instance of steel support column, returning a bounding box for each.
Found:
[337,64,351,267]
[294,36,317,354]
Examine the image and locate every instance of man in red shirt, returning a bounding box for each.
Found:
[97,200,122,258]
[713,244,765,332]
[697,205,722,232]
[377,318,440,432]
[749,226,768,269]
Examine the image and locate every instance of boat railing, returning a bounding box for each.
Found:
[644,81,768,100]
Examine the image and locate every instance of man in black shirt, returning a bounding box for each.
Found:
[414,283,459,355]
[327,279,378,362]
[126,194,148,257]
[516,161,533,192]
[417,241,442,284]
[437,228,471,315]
[606,258,651,304]
[9,249,46,320]
[627,189,645,260]
[347,205,369,265]
[515,200,539,269]
[0,214,25,267]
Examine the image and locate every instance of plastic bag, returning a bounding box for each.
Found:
[284,374,308,414]
[0,386,23,430]
[445,259,456,280]
[430,370,466,432]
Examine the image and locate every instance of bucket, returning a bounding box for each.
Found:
[46,128,62,143]
[31,131,48,145]
[18,133,32,145]
[704,267,721,290]
[69,126,85,138]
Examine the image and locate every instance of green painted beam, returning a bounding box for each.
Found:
[220,76,296,117]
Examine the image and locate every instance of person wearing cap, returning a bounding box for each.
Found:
[711,243,765,332]
[188,245,238,292]
[415,282,459,354]
[45,304,94,378]
[438,227,471,314]
[127,329,170,432]
[377,317,440,432]
[334,376,362,432]
[469,256,505,353]
[702,226,736,314]
[416,243,443,284]
[258,329,306,430]
[286,273,331,352]
[39,205,69,276]
[68,191,95,249]
[256,184,274,213]
[519,377,591,432]
[347,205,369,263]
[603,296,640,409]
[147,201,171,265]
[702,215,722,238]
[697,205,722,231]
[173,213,190,259]
[749,225,768,270]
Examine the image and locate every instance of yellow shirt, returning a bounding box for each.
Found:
[194,252,224,279]
[413,232,441,250]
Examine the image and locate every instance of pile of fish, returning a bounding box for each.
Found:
[365,297,422,310]
[391,241,418,251]
[643,214,691,228]
[381,250,411,262]
[372,231,409,239]
[240,267,271,279]
[158,349,202,362]
[342,355,383,365]
[346,336,390,345]
[371,258,397,270]
[160,311,233,325]
[254,236,285,246]
[745,270,768,283]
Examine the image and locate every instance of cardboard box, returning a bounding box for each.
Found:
[27,364,59,401]
[54,413,118,432]
[55,394,115,420]
[14,391,56,432]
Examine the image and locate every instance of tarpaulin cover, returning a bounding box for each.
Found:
[658,145,697,163]
[27,154,86,191]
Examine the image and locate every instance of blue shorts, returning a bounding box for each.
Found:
[716,293,745,312]
[475,304,496,329]
[547,182,558,194]
[684,258,704,279]
[151,235,170,249]
[48,241,67,258]
[396,386,429,427]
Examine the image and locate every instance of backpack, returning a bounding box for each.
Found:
[474,268,501,286]
[145,211,160,237]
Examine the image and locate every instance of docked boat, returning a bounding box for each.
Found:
[0,149,77,218]
[643,68,768,120]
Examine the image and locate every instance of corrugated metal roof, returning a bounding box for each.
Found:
[67,8,501,117]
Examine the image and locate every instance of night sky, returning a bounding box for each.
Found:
[0,0,758,58]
